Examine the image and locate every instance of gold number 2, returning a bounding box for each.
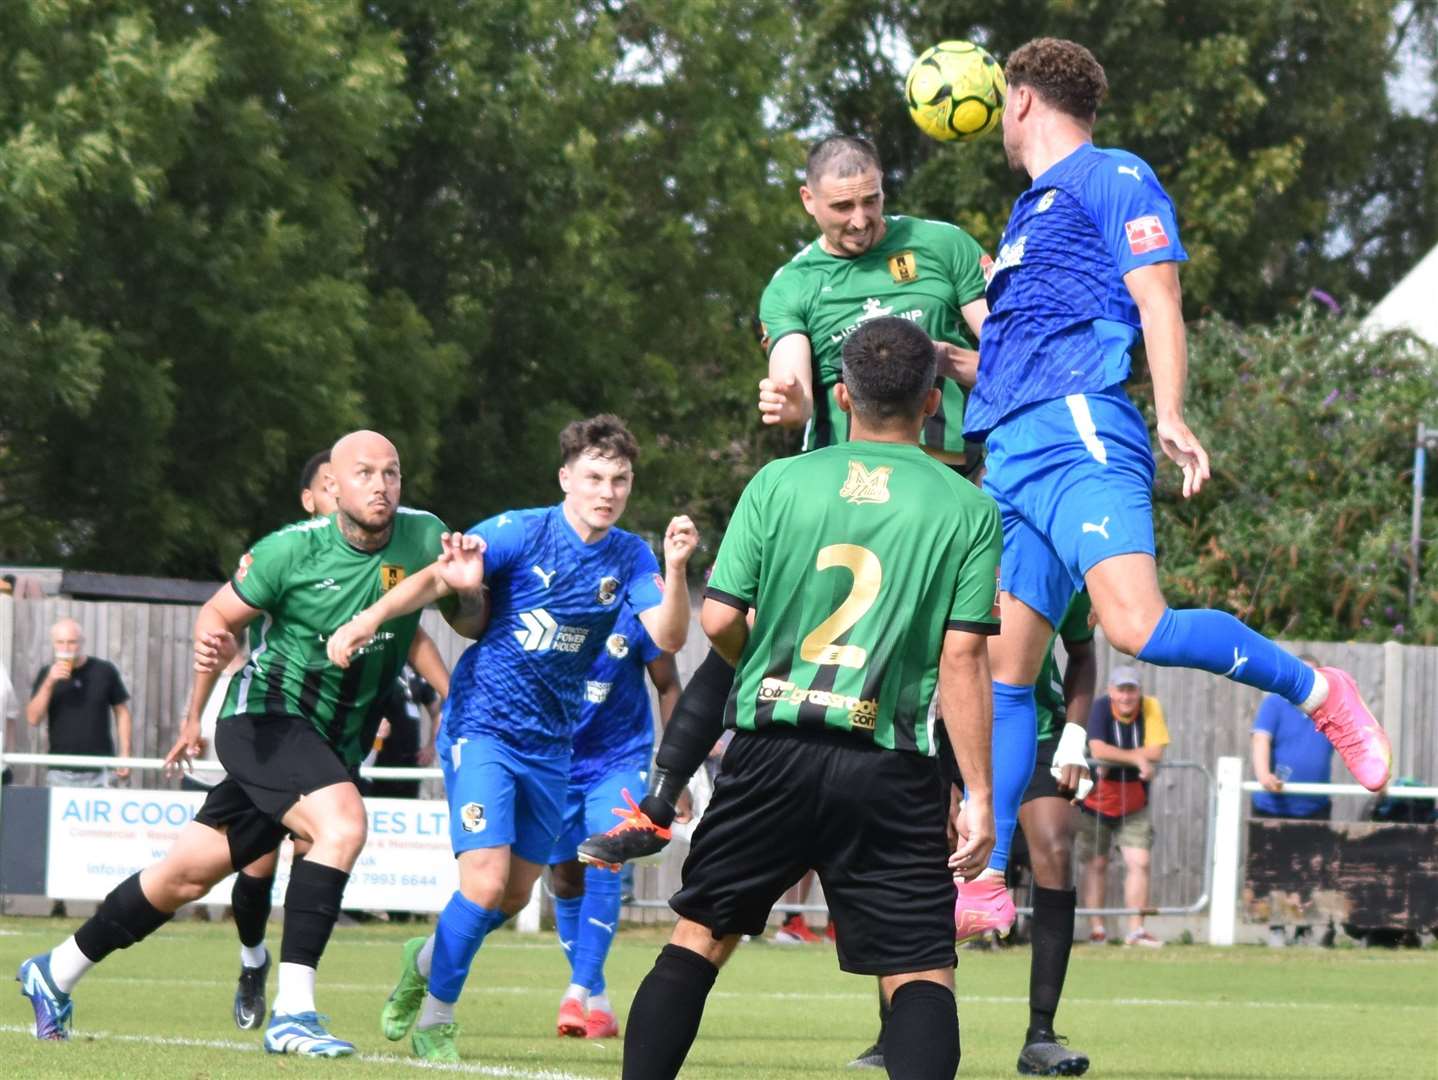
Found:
[799,544,882,668]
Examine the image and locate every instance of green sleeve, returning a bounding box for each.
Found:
[706,467,770,609]
[758,263,810,355]
[232,528,297,610]
[946,495,1002,634]
[1057,590,1095,644]
[948,226,988,307]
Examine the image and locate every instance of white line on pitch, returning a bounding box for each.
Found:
[0,1023,598,1078]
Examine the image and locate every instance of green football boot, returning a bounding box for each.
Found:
[380,936,429,1041]
[412,1022,461,1063]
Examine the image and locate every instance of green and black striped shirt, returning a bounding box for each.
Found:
[223,508,446,764]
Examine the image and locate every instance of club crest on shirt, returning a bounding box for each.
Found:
[606,633,630,659]
[460,802,486,833]
[839,461,892,506]
[596,575,621,605]
[1036,189,1057,213]
[887,251,920,283]
[380,564,406,592]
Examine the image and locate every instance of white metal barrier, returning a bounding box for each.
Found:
[1207,754,1438,945]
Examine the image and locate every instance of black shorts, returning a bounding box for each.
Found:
[195,713,353,870]
[1021,736,1063,804]
[671,728,955,976]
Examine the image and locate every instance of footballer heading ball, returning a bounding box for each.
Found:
[905,40,1006,143]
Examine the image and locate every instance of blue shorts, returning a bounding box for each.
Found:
[547,763,649,866]
[983,386,1156,627]
[441,734,569,865]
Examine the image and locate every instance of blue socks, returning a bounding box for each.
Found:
[572,867,620,995]
[554,894,582,973]
[982,681,1039,873]
[1137,608,1315,705]
[429,891,508,1004]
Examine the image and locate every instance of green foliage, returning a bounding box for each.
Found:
[1144,312,1438,641]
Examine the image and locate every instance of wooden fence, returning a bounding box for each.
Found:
[3,594,1434,911]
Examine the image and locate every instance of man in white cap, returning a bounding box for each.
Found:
[1077,663,1168,946]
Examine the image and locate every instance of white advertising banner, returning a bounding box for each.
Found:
[45,787,458,911]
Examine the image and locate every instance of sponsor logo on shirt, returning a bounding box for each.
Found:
[596,575,621,605]
[235,552,253,583]
[311,577,340,591]
[829,298,924,344]
[585,680,612,704]
[839,460,893,506]
[513,608,588,653]
[992,235,1027,274]
[759,677,879,730]
[1124,215,1170,254]
[887,251,920,283]
[380,564,406,592]
[606,634,630,659]
[460,802,486,833]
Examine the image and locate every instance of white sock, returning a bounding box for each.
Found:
[417,991,455,1029]
[589,992,611,1014]
[416,934,435,978]
[563,983,589,1006]
[48,937,94,994]
[272,962,317,1017]
[1300,669,1330,714]
[240,942,268,970]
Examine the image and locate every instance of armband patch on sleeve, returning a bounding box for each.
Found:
[1125,215,1170,255]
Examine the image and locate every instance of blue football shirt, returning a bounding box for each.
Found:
[440,505,663,759]
[965,143,1188,440]
[1251,694,1334,818]
[569,605,664,789]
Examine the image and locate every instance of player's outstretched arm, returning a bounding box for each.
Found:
[637,515,699,654]
[328,532,487,668]
[164,584,260,774]
[938,628,995,881]
[757,333,815,429]
[1125,261,1210,498]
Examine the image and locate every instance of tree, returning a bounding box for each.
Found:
[0,4,455,576]
[1142,311,1438,642]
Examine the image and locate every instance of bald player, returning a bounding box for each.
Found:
[18,431,469,1057]
[219,447,453,1032]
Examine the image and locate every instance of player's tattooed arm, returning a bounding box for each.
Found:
[757,333,815,428]
[939,628,996,880]
[329,532,487,667]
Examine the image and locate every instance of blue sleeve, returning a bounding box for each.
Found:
[1252,695,1283,736]
[1084,153,1187,277]
[1086,695,1111,742]
[622,536,663,614]
[467,512,527,577]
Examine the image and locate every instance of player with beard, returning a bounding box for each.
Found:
[19,431,462,1056]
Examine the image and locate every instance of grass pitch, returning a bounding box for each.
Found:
[2,915,1435,1079]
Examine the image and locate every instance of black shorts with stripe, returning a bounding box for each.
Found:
[671,728,955,976]
[195,712,353,870]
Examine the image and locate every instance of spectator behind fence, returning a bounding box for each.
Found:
[1078,664,1168,947]
[1251,653,1336,946]
[1,653,18,786]
[25,617,132,787]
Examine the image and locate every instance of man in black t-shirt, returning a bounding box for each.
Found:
[360,666,440,800]
[26,618,131,787]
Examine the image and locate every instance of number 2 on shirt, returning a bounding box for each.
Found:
[799,544,882,669]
